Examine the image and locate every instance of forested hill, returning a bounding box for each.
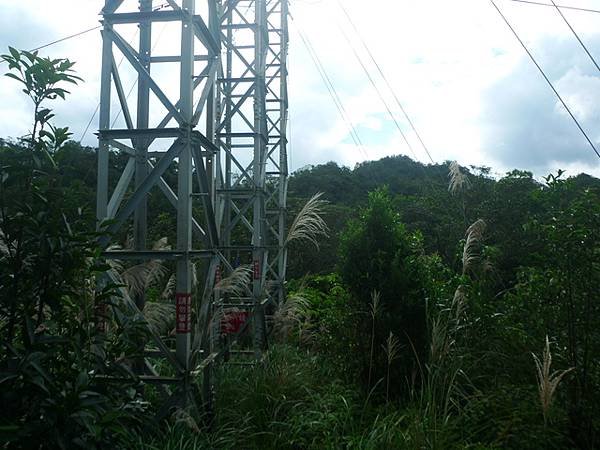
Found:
[290,155,449,204]
[1,139,597,288]
[289,154,599,205]
[286,155,600,285]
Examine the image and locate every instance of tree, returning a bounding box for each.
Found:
[338,188,440,394]
[0,48,150,449]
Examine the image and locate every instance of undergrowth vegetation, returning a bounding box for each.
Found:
[1,48,599,449]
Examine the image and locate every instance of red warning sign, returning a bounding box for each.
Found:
[221,310,249,335]
[175,293,192,334]
[253,259,260,280]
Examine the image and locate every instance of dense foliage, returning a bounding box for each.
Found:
[287,160,600,449]
[2,48,599,449]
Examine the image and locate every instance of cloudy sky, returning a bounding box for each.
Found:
[1,0,600,178]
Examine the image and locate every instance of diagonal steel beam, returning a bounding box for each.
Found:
[102,140,182,245]
[149,163,207,241]
[111,56,134,130]
[107,157,135,219]
[110,29,185,124]
[191,145,219,246]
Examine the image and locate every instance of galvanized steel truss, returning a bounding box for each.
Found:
[96,0,288,411]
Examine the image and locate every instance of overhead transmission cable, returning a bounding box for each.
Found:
[335,20,419,162]
[29,26,101,53]
[293,22,367,157]
[490,0,600,159]
[290,16,368,158]
[335,0,436,164]
[550,0,600,74]
[78,28,140,142]
[27,1,171,53]
[509,0,600,14]
[80,2,172,143]
[293,4,438,189]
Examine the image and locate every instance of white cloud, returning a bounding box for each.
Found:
[0,0,599,177]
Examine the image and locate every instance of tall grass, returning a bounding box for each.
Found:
[448,161,471,195]
[532,335,573,426]
[272,290,311,341]
[462,219,486,276]
[285,192,329,248]
[383,331,400,403]
[367,290,381,391]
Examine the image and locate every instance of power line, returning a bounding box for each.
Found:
[335,0,436,164]
[79,103,101,144]
[80,11,171,143]
[509,0,600,14]
[299,27,366,156]
[292,3,440,189]
[490,0,600,159]
[27,1,171,54]
[79,28,140,143]
[290,16,369,158]
[29,26,101,53]
[335,21,419,162]
[550,0,600,74]
[293,23,364,153]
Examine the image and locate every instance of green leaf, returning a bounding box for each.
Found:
[0,373,19,384]
[8,46,20,60]
[75,371,89,390]
[4,72,25,85]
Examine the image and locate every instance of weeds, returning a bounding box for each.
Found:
[383,331,401,403]
[367,290,381,391]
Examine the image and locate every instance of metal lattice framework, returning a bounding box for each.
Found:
[95,0,288,412]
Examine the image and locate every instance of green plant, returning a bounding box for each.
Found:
[339,188,436,395]
[368,289,381,391]
[0,48,153,449]
[1,47,81,164]
[382,332,400,403]
[286,274,361,379]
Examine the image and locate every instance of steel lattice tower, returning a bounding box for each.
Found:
[96,0,288,412]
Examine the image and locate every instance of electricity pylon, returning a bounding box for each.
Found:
[95,0,288,412]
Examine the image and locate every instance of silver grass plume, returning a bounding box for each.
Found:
[143,302,175,335]
[462,219,486,275]
[532,336,574,425]
[104,243,124,273]
[273,291,311,339]
[118,238,171,298]
[448,161,471,195]
[383,331,401,402]
[367,290,382,390]
[161,274,176,300]
[370,290,382,320]
[286,192,329,249]
[120,261,168,299]
[451,284,467,322]
[214,264,252,297]
[383,331,401,367]
[429,314,452,366]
